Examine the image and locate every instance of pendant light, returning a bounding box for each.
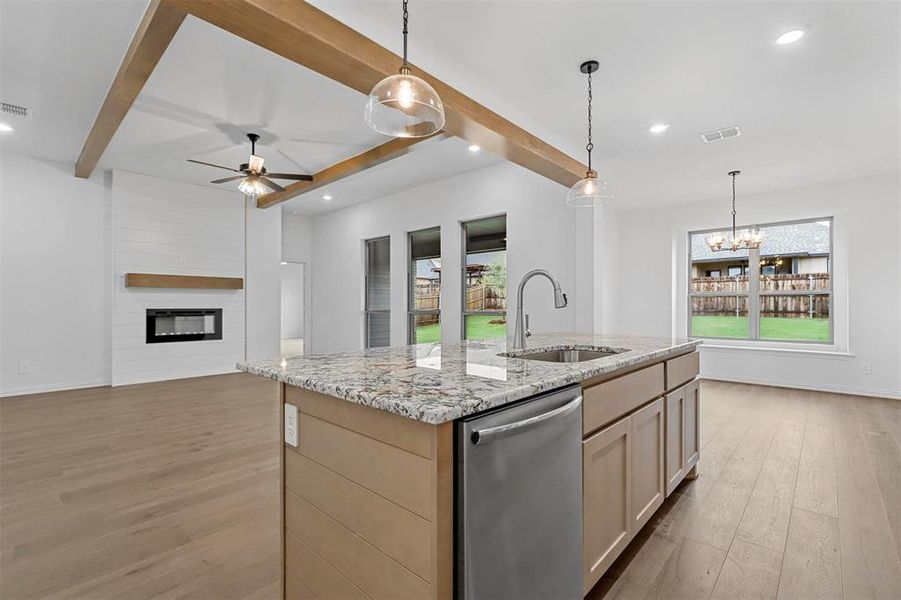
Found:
[566,60,613,207]
[705,171,763,252]
[364,0,445,138]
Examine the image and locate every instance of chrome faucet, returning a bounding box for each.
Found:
[513,269,568,350]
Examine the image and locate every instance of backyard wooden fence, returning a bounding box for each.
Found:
[691,273,830,318]
[413,287,440,325]
[465,285,506,312]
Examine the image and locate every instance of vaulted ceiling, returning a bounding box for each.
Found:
[1,0,898,215]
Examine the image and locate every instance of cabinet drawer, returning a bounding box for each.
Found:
[665,351,699,390]
[583,363,664,436]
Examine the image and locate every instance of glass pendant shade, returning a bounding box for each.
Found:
[238,176,269,197]
[566,171,614,207]
[364,68,445,138]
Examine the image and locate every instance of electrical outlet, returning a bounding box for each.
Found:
[17,361,30,374]
[284,403,298,447]
[862,362,872,374]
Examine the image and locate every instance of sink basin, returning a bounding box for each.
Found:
[509,348,621,363]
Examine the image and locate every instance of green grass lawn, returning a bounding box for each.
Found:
[691,316,830,341]
[413,321,441,344]
[413,315,507,343]
[466,315,507,340]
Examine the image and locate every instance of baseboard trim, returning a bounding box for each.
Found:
[1,379,112,398]
[701,374,901,401]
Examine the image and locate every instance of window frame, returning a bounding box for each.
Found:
[460,215,507,341]
[687,216,834,345]
[363,235,391,349]
[407,227,441,345]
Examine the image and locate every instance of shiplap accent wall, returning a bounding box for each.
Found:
[111,170,245,386]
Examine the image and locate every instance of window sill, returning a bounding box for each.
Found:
[699,342,853,358]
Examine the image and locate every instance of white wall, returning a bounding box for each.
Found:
[281,263,304,339]
[0,153,111,395]
[606,173,901,399]
[111,171,245,385]
[308,162,595,354]
[1,154,281,395]
[245,198,281,361]
[282,213,313,353]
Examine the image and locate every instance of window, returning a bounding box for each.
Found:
[364,236,390,348]
[408,227,441,344]
[462,215,507,340]
[689,218,832,343]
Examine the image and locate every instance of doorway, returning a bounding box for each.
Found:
[280,261,305,357]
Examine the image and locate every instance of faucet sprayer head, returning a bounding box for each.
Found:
[554,288,568,309]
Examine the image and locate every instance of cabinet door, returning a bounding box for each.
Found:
[664,387,685,496]
[684,379,700,472]
[583,416,632,595]
[631,398,665,532]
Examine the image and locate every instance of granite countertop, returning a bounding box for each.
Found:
[237,333,701,425]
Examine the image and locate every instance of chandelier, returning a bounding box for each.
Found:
[706,170,763,252]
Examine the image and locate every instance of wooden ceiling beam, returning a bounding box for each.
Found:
[256,133,446,208]
[74,0,186,178]
[164,0,587,192]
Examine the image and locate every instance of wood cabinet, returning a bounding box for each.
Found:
[684,379,700,472]
[582,352,700,596]
[583,416,632,595]
[631,398,665,532]
[664,378,700,496]
[665,385,686,496]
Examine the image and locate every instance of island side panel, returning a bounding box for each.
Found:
[281,384,454,600]
[278,384,286,600]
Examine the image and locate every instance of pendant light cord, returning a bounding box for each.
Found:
[586,70,594,172]
[402,0,409,66]
[731,171,737,239]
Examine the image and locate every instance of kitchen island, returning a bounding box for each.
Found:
[238,332,701,599]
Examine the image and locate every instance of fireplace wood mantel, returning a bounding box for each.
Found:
[125,273,244,290]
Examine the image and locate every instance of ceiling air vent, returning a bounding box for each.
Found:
[701,125,741,143]
[1,102,28,117]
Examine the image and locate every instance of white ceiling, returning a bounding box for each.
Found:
[1,1,898,215]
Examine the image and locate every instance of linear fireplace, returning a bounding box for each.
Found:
[146,309,223,344]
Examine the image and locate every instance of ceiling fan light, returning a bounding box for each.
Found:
[364,69,445,137]
[248,154,265,173]
[238,176,269,197]
[565,171,613,207]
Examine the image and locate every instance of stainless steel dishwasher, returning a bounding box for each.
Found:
[456,384,583,599]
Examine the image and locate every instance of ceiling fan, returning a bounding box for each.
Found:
[187,133,313,196]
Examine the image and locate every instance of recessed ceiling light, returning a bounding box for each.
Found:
[775,29,805,45]
[322,194,333,201]
[0,122,13,132]
[468,144,481,153]
[280,261,288,265]
[648,123,670,134]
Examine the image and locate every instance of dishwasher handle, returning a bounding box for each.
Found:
[470,394,582,446]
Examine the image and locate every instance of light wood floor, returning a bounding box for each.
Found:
[2,377,900,599]
[588,380,901,600]
[0,373,281,600]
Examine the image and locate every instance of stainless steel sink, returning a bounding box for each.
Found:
[509,348,621,363]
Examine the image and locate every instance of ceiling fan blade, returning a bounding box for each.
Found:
[248,154,265,173]
[265,173,314,181]
[259,177,285,193]
[187,159,239,172]
[210,175,245,184]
